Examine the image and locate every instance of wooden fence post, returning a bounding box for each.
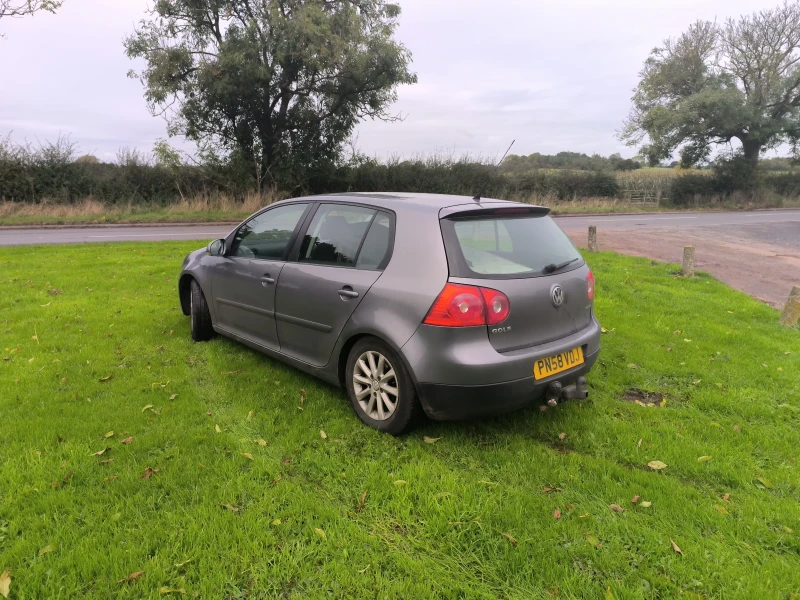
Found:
[682,245,695,277]
[588,225,597,252]
[780,286,800,326]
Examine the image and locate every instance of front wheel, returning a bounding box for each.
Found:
[345,338,419,435]
[190,279,214,342]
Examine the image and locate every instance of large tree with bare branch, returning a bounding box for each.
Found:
[124,0,415,192]
[621,1,800,167]
[0,0,60,18]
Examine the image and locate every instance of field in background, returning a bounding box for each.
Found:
[1,242,798,598]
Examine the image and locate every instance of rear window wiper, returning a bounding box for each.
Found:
[543,257,579,274]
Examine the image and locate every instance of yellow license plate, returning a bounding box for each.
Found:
[534,347,584,379]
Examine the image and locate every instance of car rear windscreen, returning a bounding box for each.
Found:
[441,214,583,278]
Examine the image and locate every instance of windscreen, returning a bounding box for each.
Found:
[442,215,583,278]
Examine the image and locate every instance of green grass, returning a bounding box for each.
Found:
[0,209,249,227]
[1,243,799,599]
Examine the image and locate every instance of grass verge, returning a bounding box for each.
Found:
[0,243,799,598]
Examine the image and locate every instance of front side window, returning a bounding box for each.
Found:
[299,204,377,267]
[230,203,308,259]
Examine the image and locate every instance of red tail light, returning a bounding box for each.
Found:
[480,287,510,325]
[587,269,595,301]
[424,283,510,327]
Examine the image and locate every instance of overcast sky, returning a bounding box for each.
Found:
[0,0,783,163]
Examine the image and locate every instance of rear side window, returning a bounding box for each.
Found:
[441,215,582,278]
[356,212,392,270]
[299,204,376,267]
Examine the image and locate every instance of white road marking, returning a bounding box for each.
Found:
[88,232,225,238]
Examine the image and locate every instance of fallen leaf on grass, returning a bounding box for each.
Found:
[670,539,683,555]
[423,436,441,444]
[393,480,407,486]
[141,468,161,480]
[632,495,640,504]
[38,543,57,557]
[92,447,110,456]
[609,504,625,513]
[159,587,185,595]
[120,436,134,445]
[99,459,113,465]
[784,526,794,534]
[141,405,153,413]
[553,509,561,520]
[271,519,281,526]
[314,528,327,541]
[118,571,144,584]
[639,501,652,508]
[104,431,115,438]
[357,491,367,511]
[723,493,730,503]
[173,559,192,569]
[756,477,774,489]
[733,424,741,432]
[320,430,327,440]
[0,569,10,598]
[501,532,519,547]
[637,438,643,448]
[219,504,239,513]
[697,456,713,462]
[240,453,254,460]
[647,460,668,470]
[254,439,267,447]
[714,505,729,515]
[358,564,370,574]
[585,534,602,548]
[246,410,253,421]
[558,432,566,441]
[169,394,177,400]
[543,486,563,493]
[214,425,221,433]
[206,410,212,416]
[99,375,113,382]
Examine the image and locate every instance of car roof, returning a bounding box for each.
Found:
[276,192,541,215]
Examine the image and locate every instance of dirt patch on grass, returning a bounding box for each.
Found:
[622,388,665,407]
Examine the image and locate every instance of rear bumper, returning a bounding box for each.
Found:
[401,316,601,420]
[417,347,599,420]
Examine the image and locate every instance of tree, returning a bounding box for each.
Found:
[124,0,416,193]
[621,1,800,169]
[0,0,61,19]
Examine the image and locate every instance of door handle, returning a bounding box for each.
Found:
[338,286,359,299]
[261,275,275,287]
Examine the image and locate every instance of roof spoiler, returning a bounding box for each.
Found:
[440,204,551,219]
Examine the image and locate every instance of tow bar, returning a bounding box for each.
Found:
[546,376,589,407]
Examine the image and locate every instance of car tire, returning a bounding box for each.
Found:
[190,279,214,342]
[345,337,420,435]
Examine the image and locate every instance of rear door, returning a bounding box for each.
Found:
[441,207,593,352]
[275,204,394,366]
[210,203,310,350]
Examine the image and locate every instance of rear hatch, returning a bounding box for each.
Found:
[440,205,593,353]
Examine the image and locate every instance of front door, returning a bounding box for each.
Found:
[275,204,393,366]
[210,203,309,350]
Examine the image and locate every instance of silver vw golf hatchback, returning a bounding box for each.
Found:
[179,193,600,434]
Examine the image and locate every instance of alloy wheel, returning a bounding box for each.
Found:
[353,350,399,421]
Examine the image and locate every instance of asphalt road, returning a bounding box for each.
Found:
[1,209,799,246]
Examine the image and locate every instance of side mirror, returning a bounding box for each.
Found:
[207,239,226,256]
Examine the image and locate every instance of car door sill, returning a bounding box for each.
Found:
[217,297,275,318]
[212,324,339,385]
